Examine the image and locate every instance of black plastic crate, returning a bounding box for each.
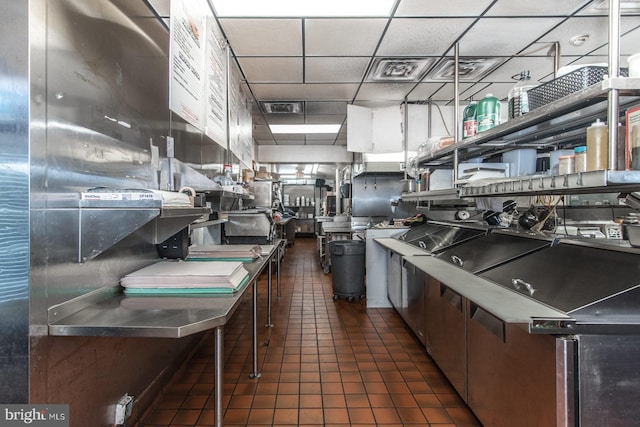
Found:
[528,66,628,111]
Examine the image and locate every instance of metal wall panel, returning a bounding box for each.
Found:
[352,173,416,218]
[0,0,29,404]
[25,0,224,422]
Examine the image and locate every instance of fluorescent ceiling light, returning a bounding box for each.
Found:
[270,124,341,134]
[210,0,395,17]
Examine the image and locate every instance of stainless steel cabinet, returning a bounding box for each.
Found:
[426,280,467,400]
[386,249,402,310]
[403,263,426,346]
[466,303,559,427]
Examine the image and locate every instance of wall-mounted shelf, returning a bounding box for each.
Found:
[459,170,640,197]
[400,188,461,202]
[416,78,640,168]
[52,193,210,262]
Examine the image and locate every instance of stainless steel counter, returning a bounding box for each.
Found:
[403,255,571,325]
[48,240,285,427]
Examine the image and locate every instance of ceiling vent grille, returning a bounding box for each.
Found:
[426,57,504,81]
[261,101,303,114]
[367,58,436,82]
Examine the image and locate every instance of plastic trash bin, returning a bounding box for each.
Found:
[329,240,366,301]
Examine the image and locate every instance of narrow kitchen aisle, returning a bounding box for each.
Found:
[138,238,481,427]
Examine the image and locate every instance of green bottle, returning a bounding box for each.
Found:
[462,101,478,139]
[477,93,501,133]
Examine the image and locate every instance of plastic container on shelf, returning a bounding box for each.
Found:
[502,149,537,176]
[558,155,575,175]
[462,101,478,139]
[550,149,574,175]
[508,70,536,119]
[586,119,608,171]
[574,146,587,172]
[477,93,501,133]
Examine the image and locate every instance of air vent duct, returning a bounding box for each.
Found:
[427,57,504,81]
[368,58,436,82]
[261,101,303,114]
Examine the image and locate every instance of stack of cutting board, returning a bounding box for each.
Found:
[187,244,261,261]
[121,260,249,294]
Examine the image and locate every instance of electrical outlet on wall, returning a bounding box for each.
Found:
[115,394,134,425]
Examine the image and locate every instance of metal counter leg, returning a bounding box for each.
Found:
[250,279,261,379]
[266,256,273,328]
[214,326,224,427]
[277,243,282,299]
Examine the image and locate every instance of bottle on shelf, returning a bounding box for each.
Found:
[477,93,501,133]
[462,101,478,139]
[574,146,587,172]
[586,119,608,171]
[507,70,536,119]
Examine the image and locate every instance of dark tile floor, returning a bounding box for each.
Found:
[137,238,482,426]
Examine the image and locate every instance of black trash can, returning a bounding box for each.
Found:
[329,240,366,301]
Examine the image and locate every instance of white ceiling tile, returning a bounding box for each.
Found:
[264,115,305,124]
[472,82,514,101]
[592,24,640,56]
[538,17,614,56]
[251,83,360,100]
[305,57,370,83]
[304,114,346,124]
[355,82,417,101]
[219,19,302,56]
[481,57,558,82]
[485,0,588,16]
[306,134,340,141]
[272,134,306,141]
[237,57,302,83]
[395,0,494,17]
[459,17,563,56]
[305,101,348,114]
[305,19,387,56]
[408,82,475,101]
[378,18,475,56]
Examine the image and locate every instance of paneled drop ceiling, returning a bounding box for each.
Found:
[144,0,640,153]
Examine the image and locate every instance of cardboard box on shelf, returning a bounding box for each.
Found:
[626,105,640,170]
[242,169,255,182]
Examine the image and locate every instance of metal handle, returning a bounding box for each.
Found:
[470,303,505,342]
[450,255,463,267]
[418,240,427,249]
[511,278,536,296]
[440,284,462,311]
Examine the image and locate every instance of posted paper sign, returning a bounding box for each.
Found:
[169,0,209,130]
[203,16,228,147]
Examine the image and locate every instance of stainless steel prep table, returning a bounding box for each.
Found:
[48,240,285,427]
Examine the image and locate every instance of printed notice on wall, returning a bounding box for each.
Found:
[203,16,228,148]
[169,0,210,131]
